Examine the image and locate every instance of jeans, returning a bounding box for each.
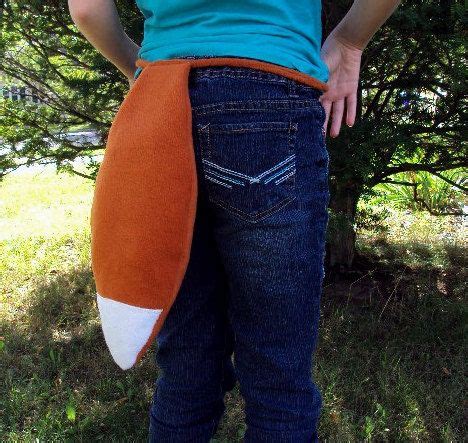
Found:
[148,57,330,442]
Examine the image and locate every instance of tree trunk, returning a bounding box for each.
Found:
[322,0,362,271]
[322,0,353,38]
[326,181,361,270]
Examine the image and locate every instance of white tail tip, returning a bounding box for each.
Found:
[96,293,163,370]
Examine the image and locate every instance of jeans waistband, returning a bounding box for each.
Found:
[176,55,315,89]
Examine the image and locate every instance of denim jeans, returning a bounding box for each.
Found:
[148,57,330,443]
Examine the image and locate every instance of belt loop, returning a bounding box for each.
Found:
[288,79,299,98]
[136,58,151,69]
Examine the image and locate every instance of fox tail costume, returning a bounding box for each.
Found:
[90,57,328,370]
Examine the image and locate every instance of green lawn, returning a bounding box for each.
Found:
[0,171,466,442]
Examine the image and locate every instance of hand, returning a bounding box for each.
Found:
[319,31,362,138]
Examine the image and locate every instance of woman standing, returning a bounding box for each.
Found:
[68,1,401,441]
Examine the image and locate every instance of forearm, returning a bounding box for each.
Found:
[68,0,140,79]
[333,0,402,50]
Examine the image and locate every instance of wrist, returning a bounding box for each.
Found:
[117,38,140,80]
[332,24,368,52]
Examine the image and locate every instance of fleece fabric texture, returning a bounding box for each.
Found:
[91,57,329,370]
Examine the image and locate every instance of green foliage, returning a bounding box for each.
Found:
[0,1,466,264]
[355,204,391,235]
[377,169,467,213]
[324,0,467,211]
[66,402,77,423]
[321,0,467,265]
[0,0,143,178]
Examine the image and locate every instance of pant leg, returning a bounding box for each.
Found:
[215,198,328,443]
[191,70,329,441]
[148,193,236,443]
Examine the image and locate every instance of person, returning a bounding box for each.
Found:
[68,0,401,441]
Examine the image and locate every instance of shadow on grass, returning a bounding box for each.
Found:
[0,265,156,441]
[317,240,466,441]
[1,240,466,441]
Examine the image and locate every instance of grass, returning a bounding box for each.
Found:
[0,171,466,442]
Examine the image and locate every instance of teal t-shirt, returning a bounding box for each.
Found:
[134,0,329,83]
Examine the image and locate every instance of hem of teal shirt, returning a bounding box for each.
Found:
[133,44,329,84]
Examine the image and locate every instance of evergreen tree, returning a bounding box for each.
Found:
[1,0,466,267]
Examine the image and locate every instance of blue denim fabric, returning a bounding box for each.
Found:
[148,59,330,443]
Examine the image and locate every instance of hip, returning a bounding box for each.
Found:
[188,61,329,224]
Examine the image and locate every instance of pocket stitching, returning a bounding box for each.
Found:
[209,194,296,223]
[197,121,298,222]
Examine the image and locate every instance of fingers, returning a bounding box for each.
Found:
[320,98,332,138]
[320,94,357,138]
[330,98,344,138]
[346,93,357,127]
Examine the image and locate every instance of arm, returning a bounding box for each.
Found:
[320,0,401,137]
[68,0,140,85]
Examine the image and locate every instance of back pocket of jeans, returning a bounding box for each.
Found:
[196,121,298,222]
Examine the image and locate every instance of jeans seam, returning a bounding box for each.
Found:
[205,121,292,133]
[194,73,289,85]
[193,99,321,115]
[181,56,297,83]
